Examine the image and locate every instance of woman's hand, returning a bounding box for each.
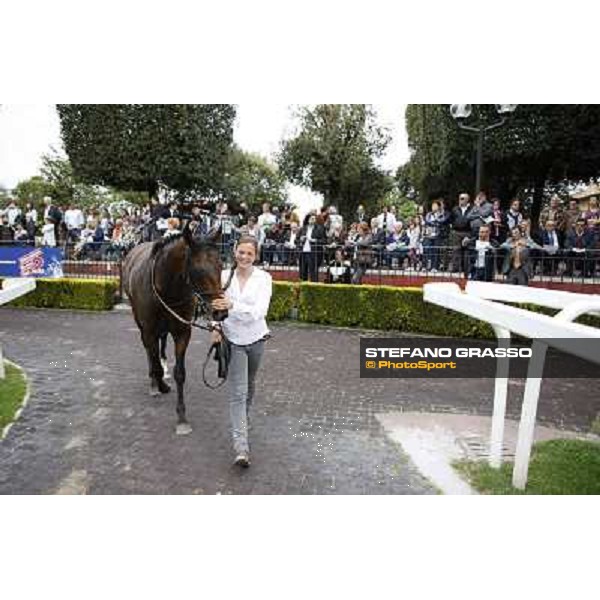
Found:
[211,296,233,312]
[211,329,223,345]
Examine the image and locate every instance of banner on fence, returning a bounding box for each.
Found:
[0,246,64,278]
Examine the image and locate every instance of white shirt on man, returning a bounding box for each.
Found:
[377,212,396,233]
[258,212,277,231]
[220,268,272,346]
[64,208,84,230]
[42,223,56,247]
[475,240,491,268]
[303,225,314,252]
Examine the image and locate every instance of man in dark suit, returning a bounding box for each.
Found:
[450,193,473,275]
[298,214,327,282]
[43,196,62,245]
[565,219,595,277]
[464,225,497,281]
[540,220,562,275]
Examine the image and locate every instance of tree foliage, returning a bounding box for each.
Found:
[220,146,287,208]
[14,150,148,209]
[278,105,393,219]
[403,104,600,220]
[56,104,236,198]
[14,176,53,204]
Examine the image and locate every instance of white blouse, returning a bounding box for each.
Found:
[220,267,272,346]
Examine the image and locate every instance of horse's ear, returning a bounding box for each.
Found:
[208,224,222,243]
[182,221,193,245]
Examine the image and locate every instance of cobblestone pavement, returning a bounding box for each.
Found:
[1,308,598,494]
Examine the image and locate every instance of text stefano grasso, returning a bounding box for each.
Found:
[364,347,533,359]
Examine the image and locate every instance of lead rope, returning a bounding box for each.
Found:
[202,262,237,389]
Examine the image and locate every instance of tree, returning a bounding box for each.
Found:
[40,148,76,201]
[404,104,600,221]
[220,146,287,208]
[56,104,236,199]
[278,105,392,220]
[14,149,148,210]
[14,176,53,204]
[381,187,418,221]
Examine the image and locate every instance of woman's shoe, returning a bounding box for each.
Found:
[234,452,251,468]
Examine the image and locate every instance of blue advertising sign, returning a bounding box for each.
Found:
[0,246,64,278]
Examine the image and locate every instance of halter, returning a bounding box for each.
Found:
[150,244,236,332]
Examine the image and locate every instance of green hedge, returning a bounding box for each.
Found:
[295,283,600,338]
[268,281,297,321]
[5,278,119,311]
[4,276,599,335]
[298,283,495,338]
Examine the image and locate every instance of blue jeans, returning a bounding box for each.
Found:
[423,238,440,270]
[227,340,265,454]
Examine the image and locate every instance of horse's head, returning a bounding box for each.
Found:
[183,224,228,322]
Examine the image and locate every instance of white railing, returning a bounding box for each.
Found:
[0,278,36,379]
[424,281,600,490]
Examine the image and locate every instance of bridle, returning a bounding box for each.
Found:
[150,243,236,333]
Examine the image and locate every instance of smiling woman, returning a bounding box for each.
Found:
[210,235,273,468]
[0,361,28,436]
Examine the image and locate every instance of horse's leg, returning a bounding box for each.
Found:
[159,331,170,380]
[173,328,192,435]
[142,329,171,397]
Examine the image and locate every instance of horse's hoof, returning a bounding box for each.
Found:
[159,381,171,394]
[176,423,193,436]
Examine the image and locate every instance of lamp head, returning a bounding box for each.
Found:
[495,104,518,115]
[450,104,472,120]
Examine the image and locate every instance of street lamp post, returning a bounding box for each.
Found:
[450,104,518,198]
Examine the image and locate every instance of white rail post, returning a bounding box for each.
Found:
[512,340,548,490]
[0,278,37,379]
[490,326,511,468]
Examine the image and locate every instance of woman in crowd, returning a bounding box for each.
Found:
[350,222,374,284]
[326,248,352,284]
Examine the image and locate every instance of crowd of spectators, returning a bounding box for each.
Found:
[1,192,599,284]
[0,196,142,260]
[189,193,600,286]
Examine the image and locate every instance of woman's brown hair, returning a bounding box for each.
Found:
[236,235,259,254]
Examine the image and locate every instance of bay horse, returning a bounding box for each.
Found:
[122,225,227,435]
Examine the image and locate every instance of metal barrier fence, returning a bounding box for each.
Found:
[234,242,600,287]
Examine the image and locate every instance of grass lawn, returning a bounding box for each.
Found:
[454,439,600,495]
[0,362,27,431]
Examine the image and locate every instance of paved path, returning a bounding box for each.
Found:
[0,308,598,494]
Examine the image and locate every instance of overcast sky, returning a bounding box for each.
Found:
[0,104,410,212]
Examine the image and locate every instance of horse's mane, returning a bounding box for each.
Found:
[151,233,184,257]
